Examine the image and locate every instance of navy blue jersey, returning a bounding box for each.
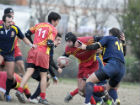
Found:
[99,36,125,63]
[0,25,24,54]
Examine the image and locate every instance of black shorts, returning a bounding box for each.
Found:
[0,51,15,62]
[26,63,48,72]
[15,56,23,62]
[32,69,50,82]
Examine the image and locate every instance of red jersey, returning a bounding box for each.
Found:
[65,36,99,78]
[29,22,57,55]
[65,36,97,67]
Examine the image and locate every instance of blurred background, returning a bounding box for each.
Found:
[0,0,139,82]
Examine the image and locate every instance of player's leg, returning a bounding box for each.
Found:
[78,78,96,105]
[30,83,41,100]
[39,70,49,105]
[5,61,15,101]
[14,45,25,76]
[0,55,4,65]
[15,56,25,75]
[64,71,83,103]
[16,65,34,103]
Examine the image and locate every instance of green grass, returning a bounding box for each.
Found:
[58,78,140,88]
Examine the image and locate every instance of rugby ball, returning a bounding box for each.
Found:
[57,56,70,67]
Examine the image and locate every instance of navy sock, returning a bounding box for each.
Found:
[93,92,102,102]
[30,83,41,99]
[108,89,118,102]
[85,82,94,104]
[6,78,14,95]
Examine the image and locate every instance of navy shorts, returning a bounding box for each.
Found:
[0,51,15,62]
[95,58,125,87]
[15,56,23,62]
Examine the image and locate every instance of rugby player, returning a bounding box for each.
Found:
[15,12,61,105]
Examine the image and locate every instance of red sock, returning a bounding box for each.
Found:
[40,92,46,99]
[17,87,24,93]
[90,96,96,105]
[93,86,105,92]
[24,88,30,95]
[70,88,78,96]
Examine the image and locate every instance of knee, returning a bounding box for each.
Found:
[7,73,14,79]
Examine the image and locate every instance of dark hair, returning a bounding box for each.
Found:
[4,8,14,14]
[56,33,62,38]
[48,12,61,23]
[65,32,77,44]
[109,27,121,39]
[2,14,12,22]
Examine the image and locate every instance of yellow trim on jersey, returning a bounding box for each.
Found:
[78,53,96,63]
[46,47,50,55]
[11,25,18,34]
[15,82,20,89]
[0,49,2,52]
[98,53,104,65]
[11,38,16,51]
[103,47,106,55]
[0,26,3,29]
[73,48,81,56]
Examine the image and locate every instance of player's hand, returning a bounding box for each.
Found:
[97,48,102,53]
[58,63,66,68]
[75,40,82,48]
[120,33,125,41]
[58,68,63,74]
[79,43,87,50]
[53,76,58,84]
[30,44,37,49]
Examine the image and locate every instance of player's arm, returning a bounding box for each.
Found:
[16,26,35,48]
[49,66,56,77]
[49,66,58,84]
[50,54,58,70]
[120,33,126,56]
[122,41,126,56]
[86,42,101,50]
[62,52,70,57]
[25,30,33,44]
[93,36,103,42]
[80,36,108,50]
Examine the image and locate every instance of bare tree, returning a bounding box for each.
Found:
[31,0,59,23]
[81,0,114,35]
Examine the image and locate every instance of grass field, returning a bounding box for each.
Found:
[0,78,140,105]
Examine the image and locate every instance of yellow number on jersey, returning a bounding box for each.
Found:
[115,41,123,53]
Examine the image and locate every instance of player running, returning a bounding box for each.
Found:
[28,33,62,103]
[15,12,61,105]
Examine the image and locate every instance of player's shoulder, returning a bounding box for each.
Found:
[102,35,116,41]
[11,25,21,34]
[78,36,93,44]
[65,45,72,52]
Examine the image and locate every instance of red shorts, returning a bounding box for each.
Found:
[27,48,50,69]
[78,60,99,78]
[14,46,22,58]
